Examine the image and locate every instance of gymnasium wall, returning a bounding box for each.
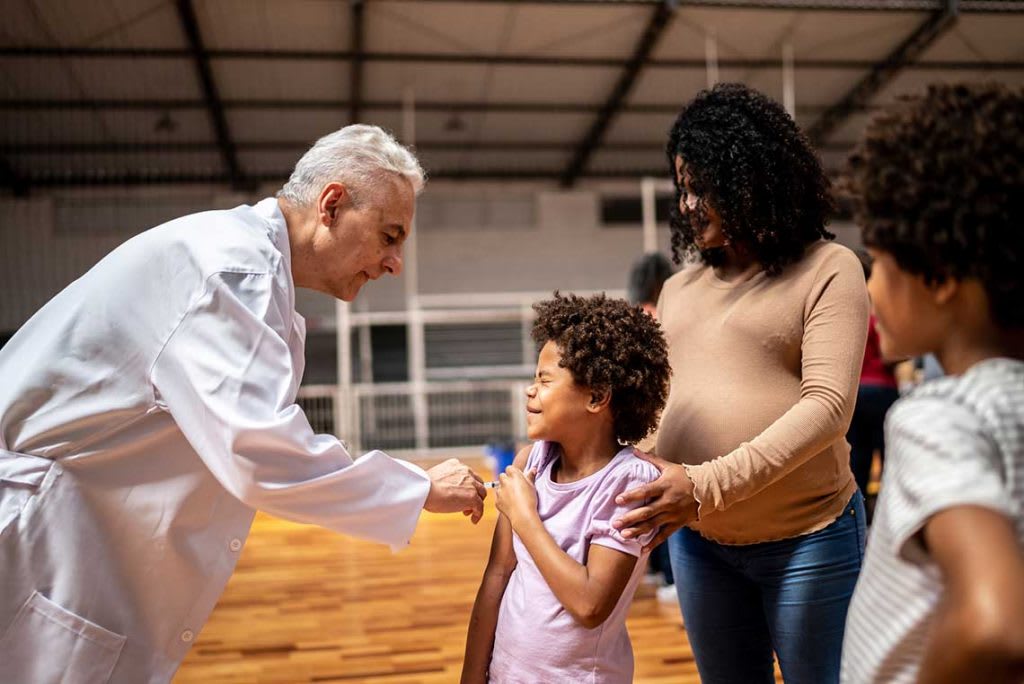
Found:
[0,185,862,334]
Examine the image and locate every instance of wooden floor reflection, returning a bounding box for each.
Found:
[174,458,782,684]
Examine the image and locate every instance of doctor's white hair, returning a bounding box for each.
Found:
[277,124,425,208]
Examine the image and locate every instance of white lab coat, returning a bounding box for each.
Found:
[0,198,431,683]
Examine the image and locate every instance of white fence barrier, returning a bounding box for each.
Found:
[297,380,528,456]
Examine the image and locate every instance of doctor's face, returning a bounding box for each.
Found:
[315,175,415,302]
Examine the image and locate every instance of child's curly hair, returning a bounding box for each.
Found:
[843,82,1023,328]
[531,292,671,445]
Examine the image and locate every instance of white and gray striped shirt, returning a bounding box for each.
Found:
[841,357,1024,684]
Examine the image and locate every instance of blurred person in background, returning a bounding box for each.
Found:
[627,251,675,319]
[614,83,869,684]
[915,353,945,384]
[0,125,485,684]
[627,251,678,602]
[847,250,901,523]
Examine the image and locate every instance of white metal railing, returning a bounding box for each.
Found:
[297,379,529,457]
[333,289,630,454]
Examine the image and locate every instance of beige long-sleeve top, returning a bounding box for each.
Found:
[655,240,868,544]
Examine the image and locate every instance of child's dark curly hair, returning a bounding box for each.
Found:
[666,82,835,275]
[843,82,1023,329]
[532,292,671,445]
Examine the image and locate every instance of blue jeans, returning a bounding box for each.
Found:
[669,491,866,684]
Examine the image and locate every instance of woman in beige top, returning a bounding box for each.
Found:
[613,83,869,684]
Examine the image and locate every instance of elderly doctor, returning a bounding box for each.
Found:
[0,125,487,683]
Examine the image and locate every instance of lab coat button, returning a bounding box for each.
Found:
[229,538,242,552]
[181,629,194,643]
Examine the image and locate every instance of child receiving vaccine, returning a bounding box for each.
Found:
[461,292,672,683]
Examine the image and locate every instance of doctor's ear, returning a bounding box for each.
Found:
[317,183,353,226]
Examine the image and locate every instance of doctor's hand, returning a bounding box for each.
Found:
[494,466,538,530]
[424,458,487,524]
[611,451,699,552]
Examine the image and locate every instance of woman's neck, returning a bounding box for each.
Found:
[712,244,759,282]
[553,434,620,483]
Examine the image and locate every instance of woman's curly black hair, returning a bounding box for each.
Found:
[843,82,1024,329]
[532,293,671,445]
[666,82,835,275]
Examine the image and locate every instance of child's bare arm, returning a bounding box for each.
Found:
[461,517,517,683]
[515,519,637,629]
[497,466,638,629]
[460,448,527,684]
[918,505,1024,684]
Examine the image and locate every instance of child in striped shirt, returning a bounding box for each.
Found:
[840,83,1024,684]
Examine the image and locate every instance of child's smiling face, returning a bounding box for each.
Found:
[525,341,596,443]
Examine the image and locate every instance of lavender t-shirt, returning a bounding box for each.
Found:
[489,441,659,683]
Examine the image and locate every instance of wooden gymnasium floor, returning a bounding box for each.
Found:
[174,456,784,684]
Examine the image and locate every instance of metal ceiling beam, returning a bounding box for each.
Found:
[560,1,675,188]
[380,0,1020,9]
[174,0,246,189]
[6,46,1021,71]
[16,169,662,186]
[18,164,855,186]
[350,0,365,124]
[1,140,855,153]
[807,0,960,145]
[0,98,889,115]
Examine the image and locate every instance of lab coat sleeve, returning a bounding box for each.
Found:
[150,270,431,551]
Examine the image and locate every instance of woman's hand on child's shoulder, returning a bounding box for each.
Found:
[612,450,699,552]
[495,466,539,530]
